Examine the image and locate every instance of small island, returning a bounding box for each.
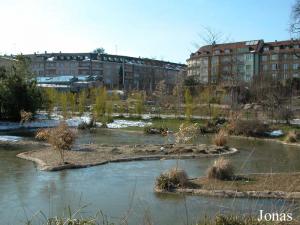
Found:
[17,143,237,171]
[154,158,300,200]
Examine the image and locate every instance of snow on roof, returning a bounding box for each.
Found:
[37,84,70,88]
[36,76,75,83]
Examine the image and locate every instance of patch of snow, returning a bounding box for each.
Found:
[0,135,23,142]
[269,130,284,137]
[106,120,152,129]
[142,114,151,120]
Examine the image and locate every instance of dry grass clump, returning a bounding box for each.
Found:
[197,215,278,225]
[213,129,228,146]
[206,157,234,180]
[285,130,298,143]
[155,167,188,191]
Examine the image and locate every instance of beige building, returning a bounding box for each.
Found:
[25,52,186,93]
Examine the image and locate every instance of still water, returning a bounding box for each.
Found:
[0,129,300,225]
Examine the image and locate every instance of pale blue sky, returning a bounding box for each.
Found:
[0,0,296,63]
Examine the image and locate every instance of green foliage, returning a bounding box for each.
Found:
[68,92,77,115]
[60,92,68,119]
[92,47,105,54]
[135,92,144,116]
[78,90,86,116]
[105,100,113,121]
[0,56,43,121]
[43,88,58,117]
[94,87,107,120]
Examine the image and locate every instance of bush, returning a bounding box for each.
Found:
[144,125,168,135]
[213,129,228,146]
[0,56,44,121]
[155,168,188,191]
[175,123,200,144]
[285,131,298,143]
[227,119,269,137]
[207,157,234,180]
[46,122,75,163]
[35,128,51,141]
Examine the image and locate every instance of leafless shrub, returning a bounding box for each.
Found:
[227,118,268,137]
[155,167,188,191]
[35,128,51,141]
[207,157,234,180]
[20,110,33,124]
[39,122,76,164]
[175,123,200,144]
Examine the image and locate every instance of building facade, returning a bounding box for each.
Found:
[187,39,300,85]
[25,52,186,92]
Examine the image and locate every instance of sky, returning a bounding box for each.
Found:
[0,0,296,63]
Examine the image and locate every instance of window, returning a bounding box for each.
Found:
[272,64,278,70]
[271,54,278,61]
[222,56,230,62]
[224,49,230,54]
[263,65,268,71]
[214,50,220,54]
[263,47,269,51]
[245,54,252,60]
[293,63,299,70]
[245,65,251,70]
[283,54,289,60]
[262,55,268,61]
[223,66,229,72]
[274,46,280,51]
[284,64,289,70]
[293,54,299,60]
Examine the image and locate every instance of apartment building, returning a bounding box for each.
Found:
[25,52,186,93]
[187,39,300,85]
[0,56,16,68]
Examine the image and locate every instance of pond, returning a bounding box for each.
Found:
[0,128,300,225]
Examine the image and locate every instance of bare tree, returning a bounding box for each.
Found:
[290,0,300,37]
[193,27,226,49]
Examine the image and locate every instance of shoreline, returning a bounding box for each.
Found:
[154,187,300,199]
[230,135,300,147]
[16,144,238,171]
[155,172,300,200]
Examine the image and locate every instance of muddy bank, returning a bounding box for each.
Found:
[17,144,238,171]
[155,173,300,199]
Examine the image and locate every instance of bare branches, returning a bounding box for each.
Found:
[193,26,230,49]
[290,0,300,37]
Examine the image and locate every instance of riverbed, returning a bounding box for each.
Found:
[1,129,300,224]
